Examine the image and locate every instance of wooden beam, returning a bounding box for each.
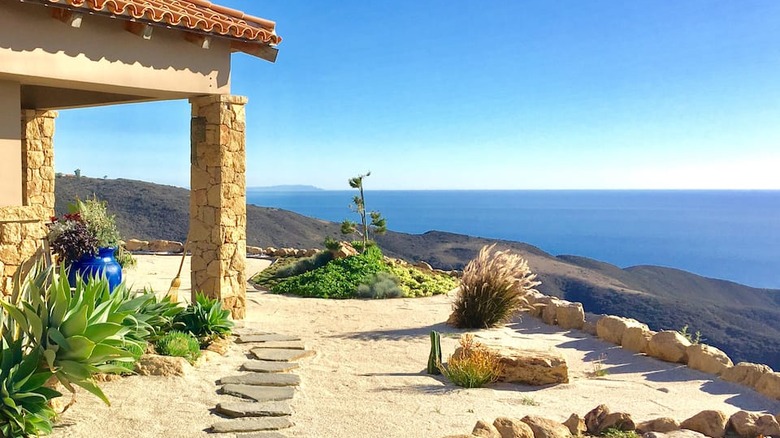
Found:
[124,21,153,40]
[230,42,279,63]
[51,8,83,28]
[184,33,212,50]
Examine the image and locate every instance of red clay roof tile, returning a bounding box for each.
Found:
[42,0,281,45]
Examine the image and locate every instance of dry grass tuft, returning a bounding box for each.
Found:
[449,244,540,328]
[439,334,503,388]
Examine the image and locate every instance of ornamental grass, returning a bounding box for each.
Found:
[439,334,503,388]
[449,244,540,328]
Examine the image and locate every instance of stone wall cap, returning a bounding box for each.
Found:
[0,205,49,223]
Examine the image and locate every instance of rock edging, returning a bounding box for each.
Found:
[519,291,780,401]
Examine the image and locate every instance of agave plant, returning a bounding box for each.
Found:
[2,259,135,405]
[174,292,233,344]
[0,336,61,437]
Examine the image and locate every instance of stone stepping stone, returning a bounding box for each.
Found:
[216,401,293,418]
[221,384,295,402]
[219,373,300,387]
[241,360,299,373]
[237,433,288,438]
[238,334,301,343]
[250,341,306,350]
[211,417,293,433]
[251,348,314,362]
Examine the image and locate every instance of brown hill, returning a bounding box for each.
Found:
[54,175,780,368]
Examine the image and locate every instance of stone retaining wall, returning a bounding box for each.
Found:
[520,291,780,401]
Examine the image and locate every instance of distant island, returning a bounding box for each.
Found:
[247,185,323,192]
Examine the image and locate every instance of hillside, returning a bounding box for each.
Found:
[55,176,780,368]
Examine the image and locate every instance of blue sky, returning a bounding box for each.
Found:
[55,1,780,190]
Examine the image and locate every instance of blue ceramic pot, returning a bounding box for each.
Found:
[67,247,123,292]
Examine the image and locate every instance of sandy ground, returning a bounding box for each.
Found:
[51,255,780,438]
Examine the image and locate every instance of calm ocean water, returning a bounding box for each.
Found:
[246,190,780,289]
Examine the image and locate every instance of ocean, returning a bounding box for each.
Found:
[246,190,780,289]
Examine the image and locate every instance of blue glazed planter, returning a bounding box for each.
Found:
[67,247,123,292]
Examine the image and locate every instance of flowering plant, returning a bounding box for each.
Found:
[47,198,123,265]
[47,212,99,264]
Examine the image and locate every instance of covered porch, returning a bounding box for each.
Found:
[0,0,281,318]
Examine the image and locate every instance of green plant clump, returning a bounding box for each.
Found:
[679,324,702,345]
[155,331,201,364]
[386,263,458,297]
[252,252,334,289]
[0,344,59,437]
[439,335,503,388]
[174,292,233,345]
[271,246,387,298]
[356,271,404,299]
[601,428,640,438]
[449,244,541,328]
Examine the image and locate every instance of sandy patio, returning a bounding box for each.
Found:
[50,255,780,438]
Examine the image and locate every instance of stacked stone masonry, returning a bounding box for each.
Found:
[189,95,248,319]
[0,111,56,296]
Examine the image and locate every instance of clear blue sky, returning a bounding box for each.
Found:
[55,1,780,190]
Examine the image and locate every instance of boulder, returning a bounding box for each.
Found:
[556,301,585,330]
[520,416,571,438]
[686,344,732,376]
[472,420,501,438]
[599,412,635,434]
[135,354,192,377]
[305,248,319,257]
[563,413,586,436]
[596,316,636,345]
[484,346,568,385]
[294,249,307,257]
[643,431,707,438]
[542,299,560,325]
[680,410,727,438]
[264,247,277,256]
[529,304,546,318]
[721,362,772,388]
[647,331,692,364]
[414,261,434,272]
[493,417,534,438]
[756,414,780,437]
[247,246,263,255]
[585,404,610,435]
[523,291,547,305]
[124,238,148,251]
[754,371,780,399]
[621,325,653,353]
[582,320,598,336]
[728,411,758,437]
[333,242,358,259]
[147,240,184,253]
[636,418,680,434]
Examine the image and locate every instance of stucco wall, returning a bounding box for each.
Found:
[0,80,22,207]
[0,1,232,108]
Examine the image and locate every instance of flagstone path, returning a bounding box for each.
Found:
[210,330,313,437]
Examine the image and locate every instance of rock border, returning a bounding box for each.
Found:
[520,291,780,401]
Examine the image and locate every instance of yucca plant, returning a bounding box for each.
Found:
[174,292,233,345]
[449,244,541,328]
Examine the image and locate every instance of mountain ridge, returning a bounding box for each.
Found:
[54,176,780,368]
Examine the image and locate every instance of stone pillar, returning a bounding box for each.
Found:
[21,110,56,214]
[189,95,247,319]
[0,110,56,295]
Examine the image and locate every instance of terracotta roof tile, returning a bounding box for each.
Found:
[42,0,281,45]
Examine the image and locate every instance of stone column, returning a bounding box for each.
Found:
[189,95,247,319]
[21,110,56,214]
[0,110,57,295]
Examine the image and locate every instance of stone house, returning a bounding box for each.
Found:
[0,0,281,318]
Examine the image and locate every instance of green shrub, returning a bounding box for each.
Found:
[602,428,640,438]
[174,292,233,344]
[439,334,503,388]
[155,331,201,364]
[251,252,333,289]
[449,244,540,328]
[386,263,459,297]
[271,248,387,298]
[679,324,702,345]
[356,272,404,299]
